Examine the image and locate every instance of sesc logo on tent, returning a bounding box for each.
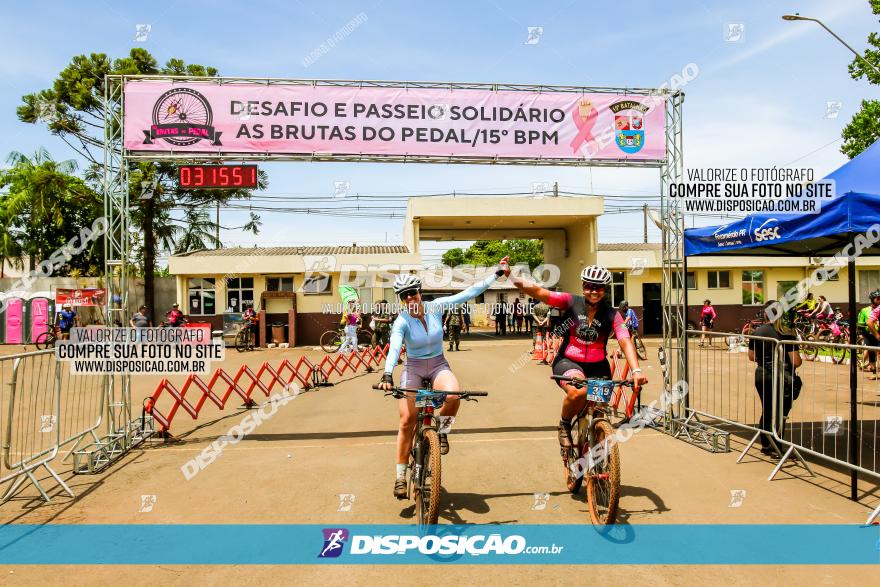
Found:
[349,534,526,555]
[753,218,782,242]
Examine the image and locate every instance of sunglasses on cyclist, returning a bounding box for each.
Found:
[582,283,606,292]
[398,288,421,300]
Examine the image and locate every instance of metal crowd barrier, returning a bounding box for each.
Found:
[0,349,149,503]
[775,338,880,523]
[685,329,880,522]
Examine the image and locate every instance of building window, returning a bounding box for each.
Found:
[742,270,764,306]
[302,273,332,294]
[671,271,696,290]
[777,280,799,301]
[609,271,626,306]
[226,277,254,313]
[266,276,294,292]
[188,278,215,316]
[859,270,880,302]
[707,270,730,289]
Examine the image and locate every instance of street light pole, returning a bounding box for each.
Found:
[782,13,880,78]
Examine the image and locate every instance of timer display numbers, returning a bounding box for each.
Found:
[178,165,258,189]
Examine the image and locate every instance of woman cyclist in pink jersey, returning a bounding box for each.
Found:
[699,299,717,347]
[509,265,648,448]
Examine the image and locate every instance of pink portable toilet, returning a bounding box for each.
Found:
[30,297,51,343]
[5,298,24,344]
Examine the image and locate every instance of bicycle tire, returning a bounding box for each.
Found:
[415,428,442,526]
[586,419,620,525]
[235,330,248,353]
[633,333,647,361]
[34,331,54,350]
[320,330,342,353]
[802,335,819,361]
[831,335,848,364]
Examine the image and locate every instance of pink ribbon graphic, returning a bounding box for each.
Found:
[569,102,598,154]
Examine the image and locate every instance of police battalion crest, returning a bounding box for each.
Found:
[610,100,649,154]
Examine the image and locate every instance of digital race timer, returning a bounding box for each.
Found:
[178,165,258,189]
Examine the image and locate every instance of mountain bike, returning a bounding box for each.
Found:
[373,380,487,526]
[553,375,637,525]
[235,324,256,352]
[320,326,372,353]
[34,325,60,350]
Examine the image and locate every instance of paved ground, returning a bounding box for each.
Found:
[0,335,877,584]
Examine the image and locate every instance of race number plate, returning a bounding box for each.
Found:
[586,380,614,403]
[415,392,445,408]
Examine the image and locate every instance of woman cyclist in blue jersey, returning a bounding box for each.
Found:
[378,256,511,499]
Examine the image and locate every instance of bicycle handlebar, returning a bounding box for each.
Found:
[550,375,636,388]
[371,384,488,399]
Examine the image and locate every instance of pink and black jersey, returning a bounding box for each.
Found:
[546,292,629,363]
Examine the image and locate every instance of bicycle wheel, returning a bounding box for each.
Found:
[320,330,342,353]
[802,335,819,361]
[415,429,442,526]
[586,419,620,525]
[35,331,55,350]
[235,330,248,353]
[632,333,647,361]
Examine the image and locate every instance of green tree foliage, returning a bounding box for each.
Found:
[442,239,543,269]
[0,148,103,277]
[17,48,264,319]
[841,0,880,158]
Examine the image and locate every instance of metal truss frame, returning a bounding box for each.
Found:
[103,75,687,449]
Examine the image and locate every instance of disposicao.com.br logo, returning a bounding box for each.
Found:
[318,528,563,558]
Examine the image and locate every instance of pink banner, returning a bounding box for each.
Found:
[123,82,666,161]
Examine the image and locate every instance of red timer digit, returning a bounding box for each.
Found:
[178,165,259,189]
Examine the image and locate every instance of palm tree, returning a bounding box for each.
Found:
[0,148,102,273]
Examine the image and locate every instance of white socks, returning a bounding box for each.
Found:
[396,464,407,479]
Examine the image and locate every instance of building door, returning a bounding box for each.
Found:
[642,283,662,335]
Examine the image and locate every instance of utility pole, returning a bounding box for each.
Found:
[216,201,220,248]
[553,181,558,197]
[643,204,648,243]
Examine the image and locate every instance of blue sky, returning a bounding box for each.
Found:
[1,0,877,263]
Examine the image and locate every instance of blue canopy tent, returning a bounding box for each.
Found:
[683,138,880,501]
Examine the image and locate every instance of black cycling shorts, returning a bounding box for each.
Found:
[552,356,612,388]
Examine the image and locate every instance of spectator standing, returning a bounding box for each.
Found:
[57,303,77,340]
[444,304,463,351]
[858,290,880,373]
[748,303,802,456]
[130,305,152,328]
[699,299,717,347]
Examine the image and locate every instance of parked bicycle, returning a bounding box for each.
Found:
[320,325,373,353]
[372,380,487,526]
[552,375,638,525]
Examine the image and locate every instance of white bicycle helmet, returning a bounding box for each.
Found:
[580,265,612,285]
[393,273,422,294]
